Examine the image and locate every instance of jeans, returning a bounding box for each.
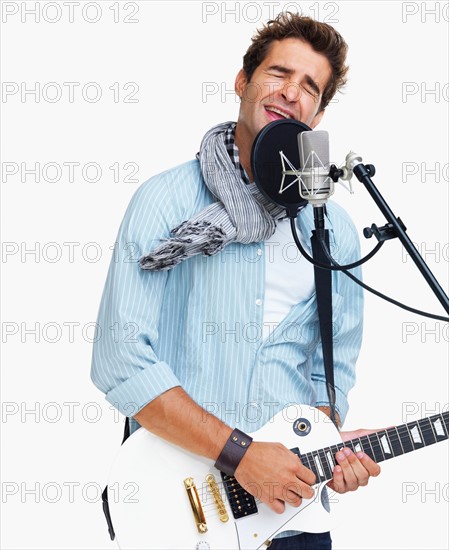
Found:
[269,532,332,549]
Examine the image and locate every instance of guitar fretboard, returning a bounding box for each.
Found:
[299,411,449,483]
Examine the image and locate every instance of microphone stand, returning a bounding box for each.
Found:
[339,153,449,314]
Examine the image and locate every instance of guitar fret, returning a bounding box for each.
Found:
[293,411,449,483]
[317,448,333,480]
[302,452,313,473]
[427,416,439,441]
[368,432,385,462]
[418,417,437,446]
[330,444,344,466]
[353,438,365,454]
[325,447,336,471]
[312,452,325,480]
[406,421,425,449]
[430,412,448,440]
[359,435,375,461]
[416,418,426,446]
[381,430,395,459]
[386,427,404,457]
[369,431,393,460]
[302,452,318,480]
[397,424,415,453]
[441,411,449,436]
[308,454,320,481]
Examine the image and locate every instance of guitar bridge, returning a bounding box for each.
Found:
[206,474,229,523]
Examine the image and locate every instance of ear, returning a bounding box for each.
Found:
[235,68,247,98]
[310,108,325,129]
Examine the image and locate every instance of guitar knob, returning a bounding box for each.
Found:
[195,542,210,550]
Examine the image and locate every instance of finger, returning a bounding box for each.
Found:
[344,450,370,486]
[283,488,303,507]
[292,478,315,499]
[335,448,358,491]
[355,452,381,477]
[264,496,285,514]
[296,462,317,486]
[327,464,345,493]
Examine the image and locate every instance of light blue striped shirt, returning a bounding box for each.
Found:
[91,158,363,436]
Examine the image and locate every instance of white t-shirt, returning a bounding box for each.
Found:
[263,218,315,339]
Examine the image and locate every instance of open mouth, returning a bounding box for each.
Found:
[264,106,294,121]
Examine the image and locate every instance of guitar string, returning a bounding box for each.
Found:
[194,422,448,522]
[196,418,446,498]
[194,419,447,517]
[195,419,447,500]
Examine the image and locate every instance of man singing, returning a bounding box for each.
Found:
[91,12,380,548]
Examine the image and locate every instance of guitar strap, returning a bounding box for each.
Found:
[101,228,337,540]
[311,227,338,428]
[102,419,130,540]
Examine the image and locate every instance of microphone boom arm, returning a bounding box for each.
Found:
[345,152,449,314]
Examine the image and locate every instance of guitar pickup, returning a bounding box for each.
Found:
[221,473,258,519]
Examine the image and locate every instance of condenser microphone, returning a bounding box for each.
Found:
[297,130,336,239]
[251,119,335,221]
[297,130,334,206]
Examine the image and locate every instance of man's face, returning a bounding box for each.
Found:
[235,38,332,153]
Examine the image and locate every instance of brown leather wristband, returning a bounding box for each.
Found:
[214,428,253,476]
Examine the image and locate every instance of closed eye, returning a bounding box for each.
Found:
[302,83,319,97]
[303,76,321,98]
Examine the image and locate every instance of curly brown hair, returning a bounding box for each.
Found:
[242,12,349,112]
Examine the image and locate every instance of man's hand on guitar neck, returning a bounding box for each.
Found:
[316,406,382,494]
[327,428,382,493]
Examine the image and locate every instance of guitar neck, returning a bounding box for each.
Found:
[300,411,449,484]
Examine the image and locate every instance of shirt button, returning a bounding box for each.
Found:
[257,248,263,256]
[255,299,262,306]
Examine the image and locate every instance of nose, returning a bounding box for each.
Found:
[281,80,301,103]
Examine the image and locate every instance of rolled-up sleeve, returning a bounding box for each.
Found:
[90,172,185,417]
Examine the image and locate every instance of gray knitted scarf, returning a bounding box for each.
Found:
[139,121,286,271]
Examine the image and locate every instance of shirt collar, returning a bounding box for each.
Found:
[224,122,251,185]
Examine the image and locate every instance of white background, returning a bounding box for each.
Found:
[1,1,448,549]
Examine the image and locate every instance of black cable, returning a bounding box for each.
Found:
[289,218,384,270]
[290,218,449,322]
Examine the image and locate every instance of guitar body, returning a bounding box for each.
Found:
[107,405,343,550]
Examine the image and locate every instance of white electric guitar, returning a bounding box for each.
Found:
[106,404,448,550]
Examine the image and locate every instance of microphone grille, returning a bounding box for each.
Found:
[298,131,330,169]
